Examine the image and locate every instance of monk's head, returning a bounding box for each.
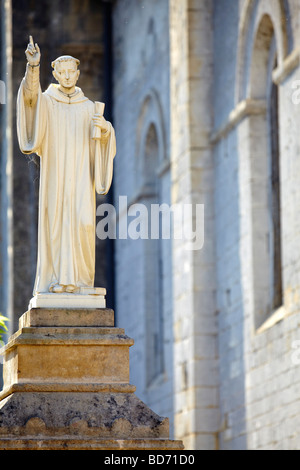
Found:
[51,56,80,90]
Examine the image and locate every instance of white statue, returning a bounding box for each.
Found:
[17,36,116,297]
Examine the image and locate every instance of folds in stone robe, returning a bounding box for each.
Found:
[17,79,116,294]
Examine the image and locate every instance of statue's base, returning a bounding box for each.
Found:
[0,437,182,451]
[0,308,184,451]
[29,287,106,309]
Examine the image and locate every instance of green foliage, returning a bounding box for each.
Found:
[0,314,9,343]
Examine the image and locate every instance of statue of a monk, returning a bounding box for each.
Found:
[17,36,116,295]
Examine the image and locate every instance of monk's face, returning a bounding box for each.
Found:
[53,60,80,89]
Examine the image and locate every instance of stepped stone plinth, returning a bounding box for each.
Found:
[0,308,184,450]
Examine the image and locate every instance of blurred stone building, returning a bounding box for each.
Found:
[1,0,300,450]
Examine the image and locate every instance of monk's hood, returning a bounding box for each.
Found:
[44,84,89,104]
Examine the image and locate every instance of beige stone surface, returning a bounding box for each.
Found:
[1,310,132,388]
[19,308,114,328]
[3,343,131,386]
[0,308,184,450]
[0,382,137,401]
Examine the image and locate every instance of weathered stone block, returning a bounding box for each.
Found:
[19,307,114,328]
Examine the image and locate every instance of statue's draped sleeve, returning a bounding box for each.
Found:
[94,121,116,195]
[17,64,46,155]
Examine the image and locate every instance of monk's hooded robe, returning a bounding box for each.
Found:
[17,64,116,294]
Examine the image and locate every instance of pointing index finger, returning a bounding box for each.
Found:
[29,35,34,46]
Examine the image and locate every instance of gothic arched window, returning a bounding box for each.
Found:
[249,14,283,328]
[143,123,164,385]
[135,90,170,393]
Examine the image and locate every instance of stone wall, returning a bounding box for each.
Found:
[214,0,300,450]
[128,0,300,450]
[169,0,219,450]
[112,0,175,435]
[213,0,245,449]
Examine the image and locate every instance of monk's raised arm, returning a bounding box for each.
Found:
[23,35,41,107]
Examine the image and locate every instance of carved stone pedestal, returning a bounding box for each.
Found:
[0,308,183,450]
